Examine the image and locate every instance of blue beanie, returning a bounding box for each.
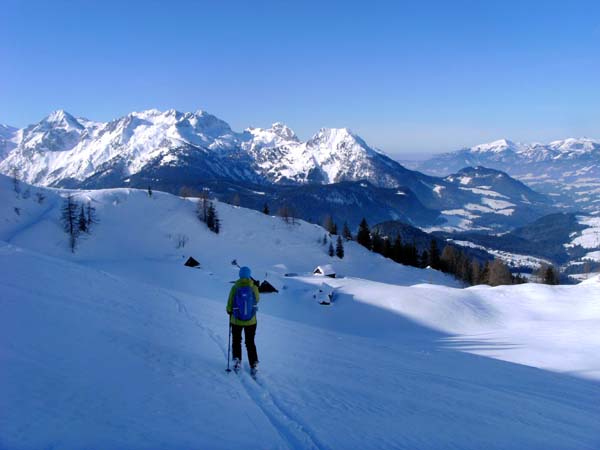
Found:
[239,266,252,279]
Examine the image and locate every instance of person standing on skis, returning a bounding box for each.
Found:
[227,266,260,375]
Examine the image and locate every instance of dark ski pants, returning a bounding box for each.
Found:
[231,323,258,367]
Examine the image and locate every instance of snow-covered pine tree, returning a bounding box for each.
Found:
[328,242,335,257]
[335,235,344,258]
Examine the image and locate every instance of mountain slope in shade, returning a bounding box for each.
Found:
[417,138,600,213]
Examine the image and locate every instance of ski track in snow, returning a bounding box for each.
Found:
[5,196,59,243]
[165,289,324,450]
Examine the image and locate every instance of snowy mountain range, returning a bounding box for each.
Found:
[0,109,410,188]
[414,138,600,213]
[0,109,555,231]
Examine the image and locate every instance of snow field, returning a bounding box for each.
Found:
[2,177,600,449]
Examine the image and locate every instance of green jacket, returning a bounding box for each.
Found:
[227,278,260,326]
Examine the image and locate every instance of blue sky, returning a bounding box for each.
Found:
[2,0,600,157]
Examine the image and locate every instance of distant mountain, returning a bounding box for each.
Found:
[0,123,18,161]
[434,166,555,231]
[416,138,600,213]
[433,212,600,275]
[0,109,556,231]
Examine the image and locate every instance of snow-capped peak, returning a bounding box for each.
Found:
[470,139,519,153]
[547,137,600,153]
[42,109,84,131]
[269,122,298,142]
[308,128,364,150]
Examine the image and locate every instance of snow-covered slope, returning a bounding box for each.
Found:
[417,137,600,213]
[2,176,600,449]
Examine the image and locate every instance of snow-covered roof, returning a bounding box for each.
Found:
[314,264,336,275]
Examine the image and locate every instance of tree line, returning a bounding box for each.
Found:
[345,217,563,286]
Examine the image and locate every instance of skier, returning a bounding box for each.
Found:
[227,266,260,375]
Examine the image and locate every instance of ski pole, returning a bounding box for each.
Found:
[226,319,232,373]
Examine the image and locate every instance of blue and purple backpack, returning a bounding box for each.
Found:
[233,285,256,321]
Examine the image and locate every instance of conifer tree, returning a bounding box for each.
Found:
[335,235,344,258]
[206,202,220,233]
[405,242,419,267]
[537,264,559,285]
[392,235,403,263]
[480,261,490,285]
[263,203,270,215]
[61,195,79,252]
[85,201,97,230]
[441,245,458,274]
[471,260,481,285]
[371,230,384,254]
[328,242,335,257]
[383,238,393,259]
[357,218,371,250]
[429,239,441,270]
[420,250,429,268]
[78,204,88,233]
[342,222,352,241]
